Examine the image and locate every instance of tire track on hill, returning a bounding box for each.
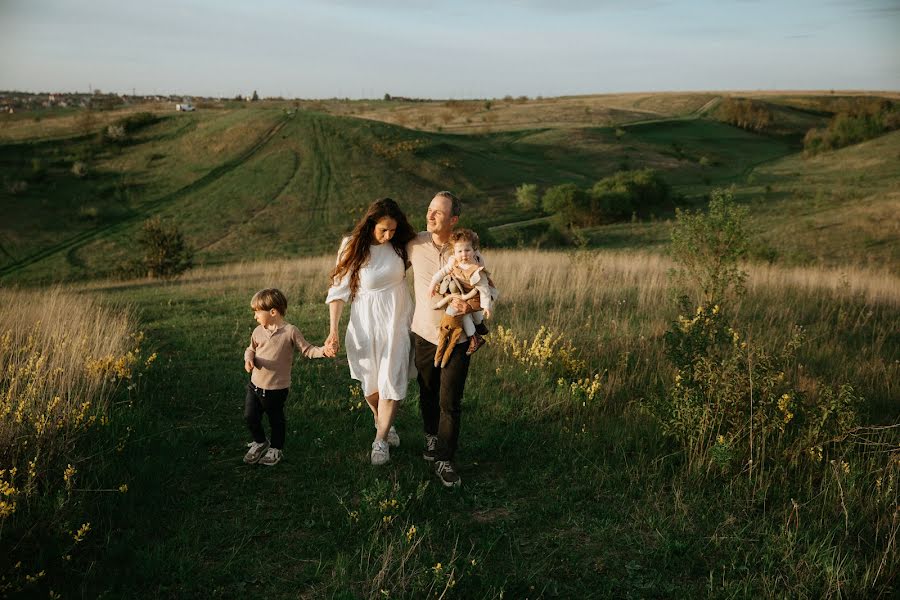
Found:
[0,115,289,279]
[195,149,300,253]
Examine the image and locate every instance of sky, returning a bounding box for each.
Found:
[1,0,898,99]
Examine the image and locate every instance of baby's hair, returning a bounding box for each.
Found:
[450,228,480,250]
[251,288,288,315]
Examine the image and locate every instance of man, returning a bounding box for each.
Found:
[407,191,471,487]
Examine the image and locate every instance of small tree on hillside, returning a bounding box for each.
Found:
[669,188,748,306]
[515,183,539,211]
[541,183,589,228]
[251,90,259,102]
[136,217,194,279]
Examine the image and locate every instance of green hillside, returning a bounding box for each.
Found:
[1,94,898,283]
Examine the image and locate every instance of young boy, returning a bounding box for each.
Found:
[243,288,333,466]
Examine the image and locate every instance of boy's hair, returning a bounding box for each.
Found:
[251,288,288,315]
[450,228,480,250]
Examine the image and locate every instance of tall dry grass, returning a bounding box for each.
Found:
[0,287,148,594]
[482,249,899,411]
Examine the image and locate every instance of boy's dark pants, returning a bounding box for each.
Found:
[414,333,470,462]
[244,384,289,450]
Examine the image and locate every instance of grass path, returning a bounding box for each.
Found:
[87,280,704,598]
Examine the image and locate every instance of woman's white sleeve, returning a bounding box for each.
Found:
[325,237,352,304]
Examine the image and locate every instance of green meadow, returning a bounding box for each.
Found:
[0,93,898,598]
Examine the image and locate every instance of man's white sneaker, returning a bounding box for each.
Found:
[258,447,282,466]
[243,440,270,464]
[371,440,390,465]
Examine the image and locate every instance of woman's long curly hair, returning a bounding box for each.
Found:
[330,198,416,300]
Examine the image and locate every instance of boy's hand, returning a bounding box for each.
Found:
[244,359,254,373]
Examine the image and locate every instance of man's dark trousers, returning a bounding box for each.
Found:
[414,333,470,461]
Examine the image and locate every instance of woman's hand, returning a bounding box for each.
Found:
[325,332,340,355]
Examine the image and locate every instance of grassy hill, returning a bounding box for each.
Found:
[1,92,898,283]
[1,91,898,598]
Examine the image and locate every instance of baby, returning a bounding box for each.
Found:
[429,228,498,365]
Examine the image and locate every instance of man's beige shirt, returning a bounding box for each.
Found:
[244,322,325,390]
[408,231,468,346]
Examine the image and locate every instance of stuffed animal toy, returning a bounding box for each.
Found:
[431,275,481,367]
[434,313,466,368]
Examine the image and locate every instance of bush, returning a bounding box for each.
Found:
[669,188,748,305]
[590,168,671,222]
[132,217,194,279]
[541,183,589,227]
[804,99,899,155]
[116,112,159,134]
[718,98,774,132]
[71,161,88,178]
[514,183,539,211]
[651,186,863,480]
[657,303,860,476]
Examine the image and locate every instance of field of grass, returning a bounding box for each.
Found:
[1,91,898,596]
[2,247,897,598]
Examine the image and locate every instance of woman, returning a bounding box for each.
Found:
[325,198,417,465]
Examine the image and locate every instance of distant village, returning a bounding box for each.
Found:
[0,90,256,114]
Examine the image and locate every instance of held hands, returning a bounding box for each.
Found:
[324,332,340,357]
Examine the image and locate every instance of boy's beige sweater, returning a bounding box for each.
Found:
[244,323,325,390]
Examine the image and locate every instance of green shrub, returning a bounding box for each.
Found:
[658,303,860,475]
[541,183,589,227]
[514,183,539,211]
[804,99,899,155]
[669,188,748,305]
[652,187,862,479]
[115,112,159,134]
[132,217,194,279]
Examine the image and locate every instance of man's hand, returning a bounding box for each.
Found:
[450,297,468,313]
[483,308,492,320]
[244,359,254,373]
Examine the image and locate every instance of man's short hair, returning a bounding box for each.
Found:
[434,190,461,217]
[251,288,288,315]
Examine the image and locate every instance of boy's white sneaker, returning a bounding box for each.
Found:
[387,425,400,448]
[258,447,283,466]
[244,440,270,464]
[371,440,390,466]
[423,434,438,462]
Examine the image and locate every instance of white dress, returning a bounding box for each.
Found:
[326,239,413,401]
